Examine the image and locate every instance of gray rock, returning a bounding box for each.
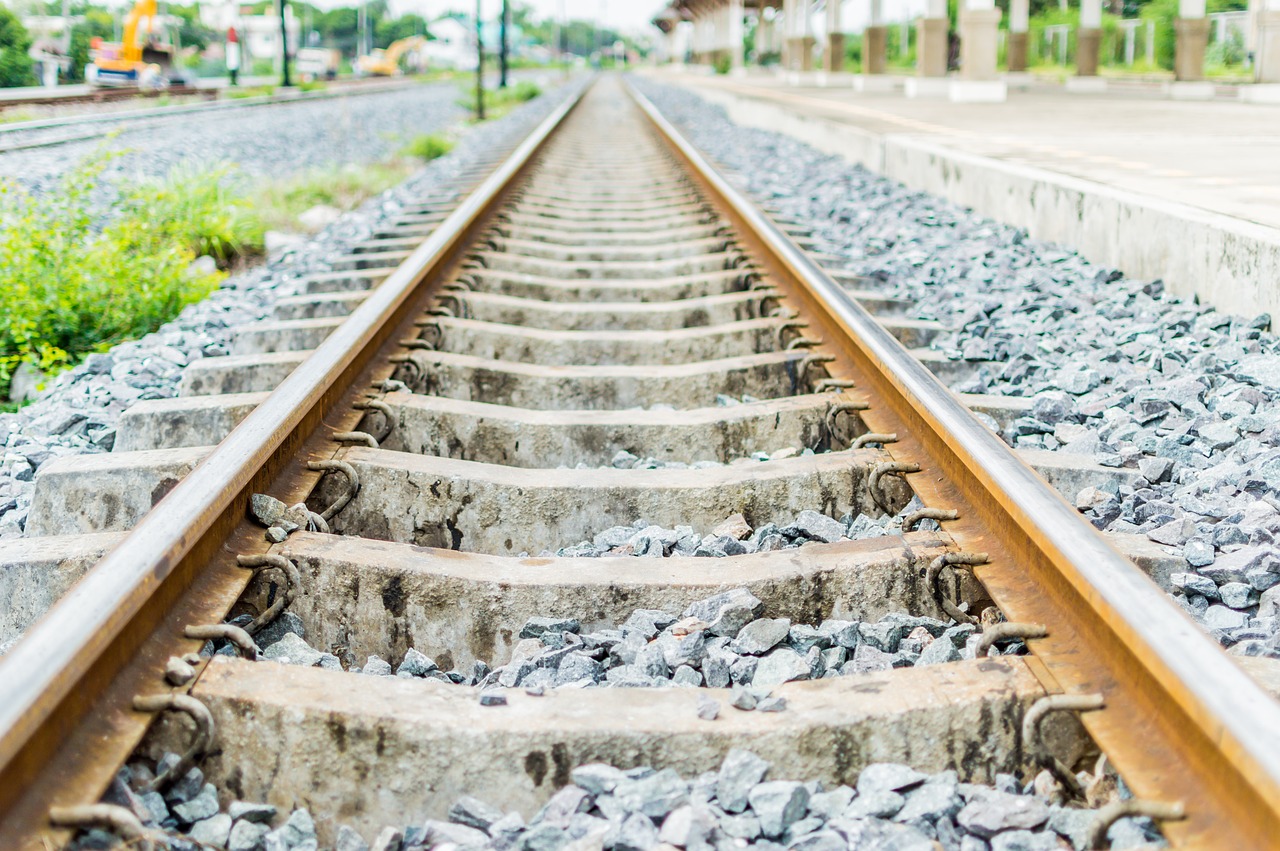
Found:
[788,829,848,850]
[658,805,715,848]
[603,811,659,851]
[250,493,288,527]
[989,829,1062,851]
[449,795,506,831]
[334,825,370,851]
[534,785,591,827]
[730,618,791,655]
[397,648,439,677]
[784,510,846,543]
[684,588,763,638]
[843,789,905,819]
[717,749,771,813]
[956,789,1050,838]
[264,809,316,849]
[757,696,788,712]
[1204,604,1250,630]
[894,779,962,824]
[857,763,926,796]
[189,813,233,847]
[171,784,219,824]
[422,819,488,848]
[228,820,270,851]
[696,695,720,720]
[747,781,810,839]
[520,616,581,639]
[807,787,856,820]
[229,802,277,824]
[614,768,689,818]
[362,655,393,676]
[263,632,324,668]
[571,764,626,796]
[914,636,961,667]
[1220,581,1258,609]
[752,647,810,688]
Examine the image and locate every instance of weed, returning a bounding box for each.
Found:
[0,154,226,399]
[402,132,455,162]
[255,161,416,233]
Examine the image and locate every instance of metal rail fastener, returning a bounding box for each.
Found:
[775,320,809,347]
[1023,693,1107,801]
[132,694,215,793]
[869,461,921,509]
[926,551,990,625]
[813,378,857,393]
[974,622,1049,659]
[388,354,424,385]
[901,507,960,533]
[49,804,153,850]
[1086,798,1186,849]
[786,336,823,351]
[307,460,361,521]
[824,401,869,443]
[183,624,259,661]
[355,400,396,443]
[851,432,898,450]
[235,554,302,635]
[334,432,379,449]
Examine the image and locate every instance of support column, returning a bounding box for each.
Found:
[1007,0,1030,72]
[864,0,887,74]
[1174,0,1209,81]
[798,0,816,71]
[1244,0,1280,100]
[781,0,794,69]
[824,0,844,73]
[729,0,745,71]
[915,0,949,77]
[1076,0,1102,77]
[952,0,1006,101]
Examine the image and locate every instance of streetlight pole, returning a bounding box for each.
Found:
[278,0,291,87]
[475,0,485,120]
[499,0,509,88]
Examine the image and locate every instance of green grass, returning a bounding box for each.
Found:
[458,79,542,121]
[0,155,234,399]
[402,132,455,162]
[254,161,416,234]
[225,85,277,100]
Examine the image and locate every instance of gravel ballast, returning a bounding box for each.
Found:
[76,748,1163,851]
[634,78,1280,657]
[0,82,470,192]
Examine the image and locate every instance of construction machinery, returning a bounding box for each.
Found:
[356,35,426,77]
[85,0,178,88]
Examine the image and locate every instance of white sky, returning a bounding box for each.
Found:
[425,1,670,34]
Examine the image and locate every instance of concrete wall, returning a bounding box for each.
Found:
[688,85,1280,323]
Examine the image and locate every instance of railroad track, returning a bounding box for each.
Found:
[1,74,1279,849]
[0,84,209,112]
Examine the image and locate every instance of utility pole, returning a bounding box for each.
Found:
[499,0,509,88]
[475,0,485,120]
[279,0,292,86]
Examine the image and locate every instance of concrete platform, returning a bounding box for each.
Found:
[655,71,1280,322]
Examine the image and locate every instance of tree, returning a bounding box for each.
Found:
[374,14,429,49]
[0,5,35,88]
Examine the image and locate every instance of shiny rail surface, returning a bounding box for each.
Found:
[0,73,1275,849]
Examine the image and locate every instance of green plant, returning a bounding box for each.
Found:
[124,165,264,267]
[0,155,226,399]
[713,55,731,75]
[298,80,328,93]
[402,132,455,162]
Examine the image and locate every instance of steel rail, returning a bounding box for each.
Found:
[0,79,590,848]
[626,79,1280,847]
[0,78,420,138]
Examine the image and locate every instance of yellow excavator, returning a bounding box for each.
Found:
[356,35,426,77]
[85,0,178,88]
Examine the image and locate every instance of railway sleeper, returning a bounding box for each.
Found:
[310,446,913,554]
[469,250,740,280]
[450,268,750,303]
[268,530,962,670]
[170,654,1049,845]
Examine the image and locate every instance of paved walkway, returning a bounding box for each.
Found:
[665,71,1280,231]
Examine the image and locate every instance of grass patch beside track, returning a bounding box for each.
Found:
[254,160,416,233]
[0,155,235,402]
